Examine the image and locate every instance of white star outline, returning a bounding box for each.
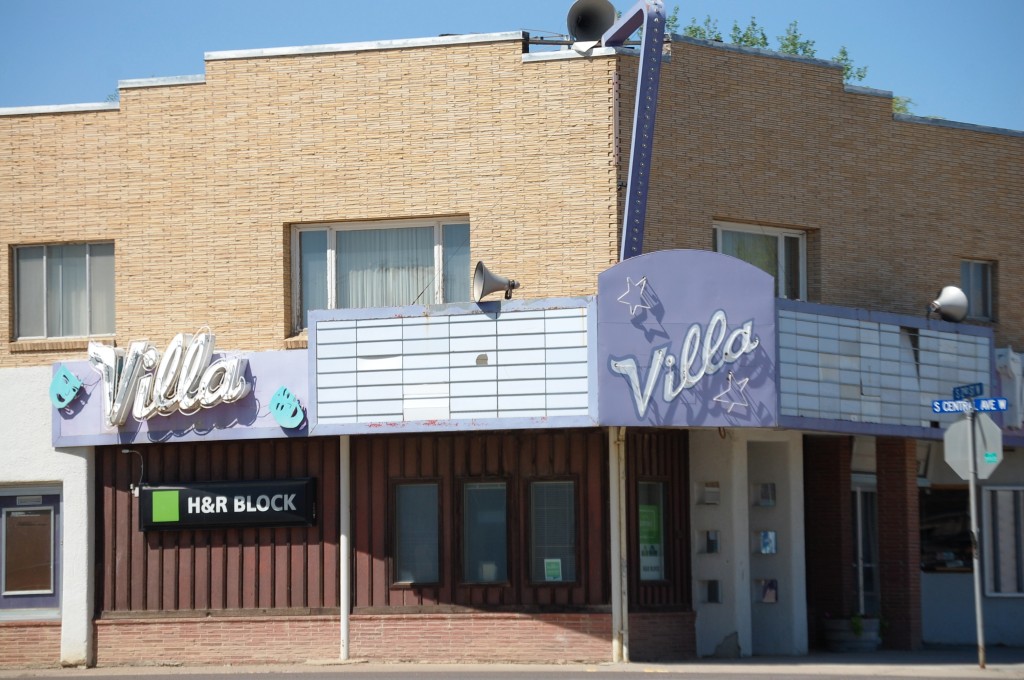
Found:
[617,276,652,317]
[713,371,750,413]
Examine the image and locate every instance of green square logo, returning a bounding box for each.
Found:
[151,490,180,523]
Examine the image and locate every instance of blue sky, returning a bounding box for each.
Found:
[1,0,1021,131]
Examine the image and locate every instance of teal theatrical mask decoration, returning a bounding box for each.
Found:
[49,365,83,409]
[269,386,305,429]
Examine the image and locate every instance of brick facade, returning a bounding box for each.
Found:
[628,611,697,661]
[93,612,612,665]
[802,435,854,649]
[876,437,922,650]
[3,36,1021,368]
[0,621,62,668]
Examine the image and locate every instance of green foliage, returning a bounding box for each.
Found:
[665,5,680,34]
[833,45,868,83]
[892,96,915,115]
[777,21,816,58]
[681,15,723,41]
[730,17,768,49]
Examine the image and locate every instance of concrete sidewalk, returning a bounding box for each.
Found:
[2,647,1023,678]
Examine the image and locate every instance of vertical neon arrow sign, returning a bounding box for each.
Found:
[601,0,666,261]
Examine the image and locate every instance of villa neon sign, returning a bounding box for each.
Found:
[88,331,250,428]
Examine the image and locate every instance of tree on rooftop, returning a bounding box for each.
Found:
[681,15,914,113]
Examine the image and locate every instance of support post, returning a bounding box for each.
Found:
[967,412,987,669]
[339,435,351,660]
[608,426,629,662]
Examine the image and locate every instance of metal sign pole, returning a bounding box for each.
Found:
[967,409,987,669]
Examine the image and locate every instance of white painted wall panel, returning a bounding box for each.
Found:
[314,305,591,427]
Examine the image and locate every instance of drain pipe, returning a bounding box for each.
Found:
[609,426,629,662]
[339,435,351,660]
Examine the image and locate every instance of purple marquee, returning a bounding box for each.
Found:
[597,249,777,428]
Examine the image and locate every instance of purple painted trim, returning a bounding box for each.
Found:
[778,414,950,441]
[602,1,666,261]
[776,298,994,339]
[307,296,592,325]
[309,414,598,437]
[52,350,309,448]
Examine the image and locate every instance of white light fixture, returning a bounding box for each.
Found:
[928,286,968,323]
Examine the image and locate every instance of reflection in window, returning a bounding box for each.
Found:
[395,484,439,583]
[714,222,805,299]
[638,482,665,581]
[530,481,576,582]
[15,243,115,339]
[463,482,507,583]
[294,220,470,330]
[961,259,994,321]
[920,488,970,572]
[3,508,54,594]
[984,487,1024,595]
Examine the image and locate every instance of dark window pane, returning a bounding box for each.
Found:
[463,482,507,583]
[530,481,576,582]
[395,484,439,583]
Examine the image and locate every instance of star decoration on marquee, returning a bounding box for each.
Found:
[713,371,750,413]
[617,276,652,317]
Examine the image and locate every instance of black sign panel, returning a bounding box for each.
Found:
[139,479,316,531]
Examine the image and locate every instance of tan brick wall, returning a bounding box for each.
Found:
[0,37,619,368]
[91,613,611,665]
[638,40,1023,347]
[0,621,62,668]
[2,36,1021,370]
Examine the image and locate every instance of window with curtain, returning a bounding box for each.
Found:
[714,222,805,299]
[530,480,576,582]
[14,242,115,339]
[293,219,471,330]
[394,483,439,583]
[463,482,507,584]
[984,487,1024,596]
[961,259,994,321]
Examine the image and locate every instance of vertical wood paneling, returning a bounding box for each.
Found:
[96,437,341,614]
[626,430,692,611]
[352,429,610,611]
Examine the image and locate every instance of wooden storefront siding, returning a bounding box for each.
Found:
[96,438,339,614]
[352,429,610,610]
[626,429,692,610]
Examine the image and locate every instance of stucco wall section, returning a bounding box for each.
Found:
[0,366,94,665]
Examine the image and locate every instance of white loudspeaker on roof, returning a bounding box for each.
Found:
[929,285,969,323]
[473,261,520,302]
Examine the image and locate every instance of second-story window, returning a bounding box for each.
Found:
[14,243,115,339]
[714,222,806,300]
[293,219,470,331]
[961,259,994,321]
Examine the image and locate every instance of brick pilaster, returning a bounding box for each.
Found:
[803,435,854,649]
[876,437,922,650]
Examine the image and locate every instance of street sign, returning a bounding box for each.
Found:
[933,399,971,414]
[944,413,1003,481]
[974,398,1008,412]
[953,383,984,400]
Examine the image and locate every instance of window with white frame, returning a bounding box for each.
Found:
[14,243,115,339]
[984,486,1023,596]
[292,219,470,330]
[714,222,806,300]
[961,259,994,321]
